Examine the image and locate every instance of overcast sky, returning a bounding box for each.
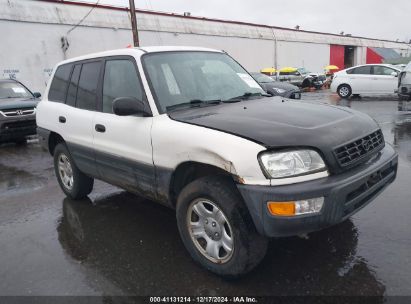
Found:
[80,0,410,42]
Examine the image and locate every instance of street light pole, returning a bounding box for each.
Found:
[129,0,139,47]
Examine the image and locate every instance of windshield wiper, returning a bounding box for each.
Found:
[224,92,270,102]
[166,99,221,112]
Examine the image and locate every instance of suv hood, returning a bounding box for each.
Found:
[0,97,39,110]
[169,97,380,172]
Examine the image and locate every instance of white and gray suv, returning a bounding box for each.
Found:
[36,46,398,277]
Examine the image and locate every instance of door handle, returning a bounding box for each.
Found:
[59,116,66,123]
[95,124,106,133]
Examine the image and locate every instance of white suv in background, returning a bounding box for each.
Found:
[331,64,401,98]
[36,47,397,277]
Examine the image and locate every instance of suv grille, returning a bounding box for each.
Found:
[334,130,384,167]
[0,107,35,117]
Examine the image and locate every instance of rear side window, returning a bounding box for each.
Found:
[102,59,145,113]
[48,64,73,102]
[347,66,371,75]
[66,64,81,107]
[76,61,101,111]
[373,66,395,76]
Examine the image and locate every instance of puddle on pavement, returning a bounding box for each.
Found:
[0,163,47,194]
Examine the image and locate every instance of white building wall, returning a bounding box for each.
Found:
[0,20,132,92]
[354,46,367,66]
[140,32,276,72]
[0,0,410,92]
[276,41,330,72]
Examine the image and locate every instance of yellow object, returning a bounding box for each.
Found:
[261,67,277,74]
[279,67,298,73]
[267,202,296,216]
[324,65,339,70]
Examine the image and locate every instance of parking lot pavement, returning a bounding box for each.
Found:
[0,90,411,297]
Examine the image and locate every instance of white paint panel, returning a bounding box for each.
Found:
[151,115,269,185]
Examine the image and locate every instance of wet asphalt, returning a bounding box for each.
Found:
[0,90,410,298]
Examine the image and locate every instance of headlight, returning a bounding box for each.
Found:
[259,149,326,178]
[272,88,286,94]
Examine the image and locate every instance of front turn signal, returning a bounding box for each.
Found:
[267,202,296,216]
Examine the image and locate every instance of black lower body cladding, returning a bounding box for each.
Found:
[37,127,51,151]
[237,145,398,237]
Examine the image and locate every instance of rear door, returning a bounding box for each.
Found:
[346,66,373,93]
[372,65,398,94]
[64,60,102,177]
[93,56,155,198]
[44,60,102,177]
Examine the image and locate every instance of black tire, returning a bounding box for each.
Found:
[337,84,352,99]
[54,143,94,200]
[176,175,268,278]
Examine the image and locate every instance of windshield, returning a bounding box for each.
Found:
[0,81,33,99]
[143,51,264,113]
[298,68,310,75]
[251,73,275,83]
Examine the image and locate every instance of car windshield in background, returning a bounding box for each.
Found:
[143,51,265,113]
[298,68,310,75]
[251,73,275,83]
[0,81,32,99]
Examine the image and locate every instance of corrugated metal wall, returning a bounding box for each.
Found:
[0,0,410,92]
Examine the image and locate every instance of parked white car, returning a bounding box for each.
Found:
[331,64,401,98]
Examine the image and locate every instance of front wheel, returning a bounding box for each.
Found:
[54,143,94,200]
[176,176,268,278]
[337,84,352,99]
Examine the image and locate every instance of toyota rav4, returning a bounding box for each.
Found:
[36,47,398,277]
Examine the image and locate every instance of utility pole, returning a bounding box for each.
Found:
[129,0,139,47]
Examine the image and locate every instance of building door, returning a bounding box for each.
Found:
[344,46,355,68]
[330,45,345,71]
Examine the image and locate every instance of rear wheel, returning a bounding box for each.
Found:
[54,143,94,200]
[337,84,352,98]
[176,176,268,278]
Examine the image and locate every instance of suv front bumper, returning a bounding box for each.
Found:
[0,115,37,141]
[237,144,398,237]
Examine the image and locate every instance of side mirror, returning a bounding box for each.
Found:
[113,97,150,116]
[391,71,398,77]
[33,92,41,98]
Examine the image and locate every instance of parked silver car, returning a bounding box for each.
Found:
[250,73,301,99]
[276,68,326,89]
